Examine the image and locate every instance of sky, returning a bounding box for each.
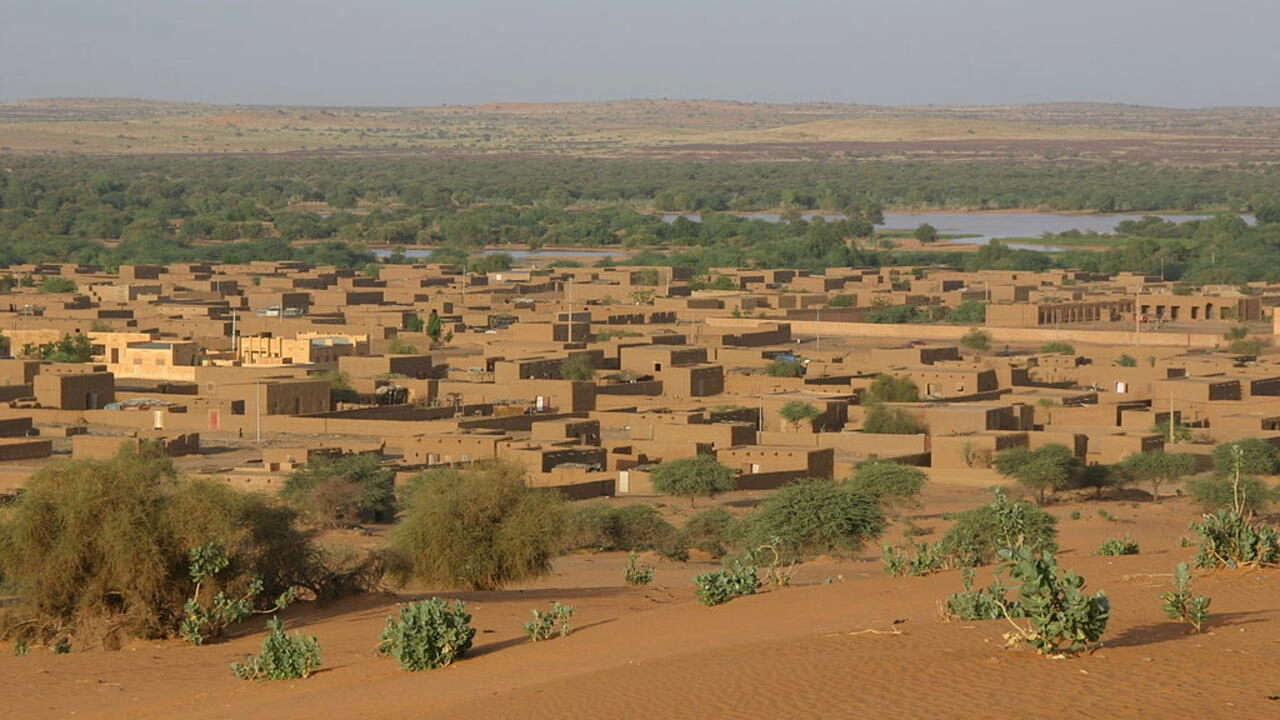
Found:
[2,0,1278,108]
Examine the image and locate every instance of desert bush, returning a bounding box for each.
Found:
[1161,563,1210,633]
[392,459,566,591]
[650,455,737,507]
[561,502,687,559]
[0,449,324,644]
[1000,547,1109,656]
[1187,476,1276,516]
[560,501,622,552]
[1190,510,1280,568]
[692,557,760,607]
[523,602,574,642]
[881,540,949,577]
[377,598,475,671]
[180,542,294,646]
[864,374,920,403]
[848,460,928,509]
[1117,450,1196,502]
[740,480,886,563]
[960,327,991,351]
[1210,438,1280,477]
[281,453,396,526]
[862,406,923,434]
[764,358,804,377]
[938,489,1058,567]
[1040,342,1076,355]
[231,617,321,680]
[623,552,654,587]
[560,354,595,382]
[38,276,77,293]
[683,507,737,557]
[1097,536,1140,556]
[778,400,821,430]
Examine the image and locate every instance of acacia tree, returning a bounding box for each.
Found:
[1119,450,1196,501]
[848,460,928,509]
[993,444,1080,504]
[281,453,396,525]
[650,455,737,507]
[864,374,920,403]
[778,400,821,431]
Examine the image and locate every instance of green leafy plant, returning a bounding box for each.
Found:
[862,406,923,434]
[778,400,821,431]
[1097,536,1140,556]
[1161,563,1210,633]
[523,602,574,642]
[693,556,761,607]
[992,444,1080,503]
[740,480,886,563]
[849,460,928,509]
[1040,342,1076,355]
[650,455,737,508]
[945,567,1021,621]
[180,542,295,645]
[881,540,948,577]
[623,552,654,587]
[231,618,321,680]
[999,547,1110,656]
[682,507,736,557]
[377,598,475,671]
[937,488,1058,567]
[960,327,991,351]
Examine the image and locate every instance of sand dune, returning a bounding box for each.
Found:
[2,487,1278,720]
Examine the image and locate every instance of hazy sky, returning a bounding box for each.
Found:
[3,0,1278,107]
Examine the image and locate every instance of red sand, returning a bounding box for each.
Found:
[2,484,1278,720]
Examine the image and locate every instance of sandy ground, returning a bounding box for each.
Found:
[2,481,1278,720]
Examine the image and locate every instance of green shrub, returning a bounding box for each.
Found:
[392,459,566,590]
[560,354,595,382]
[180,542,295,646]
[1161,563,1210,633]
[779,400,821,430]
[1040,342,1076,355]
[561,501,622,552]
[864,374,920,403]
[650,455,737,507]
[1001,547,1109,656]
[960,328,990,351]
[523,602,574,642]
[561,502,687,559]
[623,552,654,587]
[848,460,928,509]
[1190,510,1280,568]
[862,406,923,434]
[1210,439,1280,477]
[764,358,804,377]
[692,557,760,607]
[881,540,949,577]
[683,507,736,557]
[377,598,475,671]
[1115,354,1137,367]
[1187,476,1276,516]
[741,480,886,563]
[281,453,396,526]
[938,489,1058,567]
[1097,536,1140,556]
[992,444,1080,503]
[231,618,321,680]
[1118,450,1196,502]
[0,448,324,644]
[38,276,77,293]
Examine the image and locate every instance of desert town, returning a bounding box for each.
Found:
[0,256,1273,500]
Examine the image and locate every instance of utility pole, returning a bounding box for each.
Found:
[255,380,262,444]
[816,307,822,351]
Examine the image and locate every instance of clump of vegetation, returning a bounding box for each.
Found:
[739,479,886,563]
[0,448,332,646]
[999,547,1110,656]
[864,374,920,403]
[848,460,928,509]
[1039,342,1076,355]
[377,598,475,671]
[1161,563,1210,633]
[387,336,419,354]
[1190,510,1280,568]
[180,542,295,646]
[945,567,1020,621]
[882,540,949,577]
[693,557,760,607]
[231,618,321,681]
[623,552,654,587]
[38,276,78,293]
[937,488,1059,567]
[561,502,687,560]
[682,507,737,557]
[392,459,566,591]
[281,453,396,526]
[960,327,991,351]
[649,455,737,507]
[523,602,574,642]
[764,358,805,377]
[1097,536,1140,556]
[20,333,93,362]
[863,406,923,434]
[1191,439,1280,516]
[560,354,596,382]
[1115,354,1137,367]
[992,444,1080,503]
[778,400,821,431]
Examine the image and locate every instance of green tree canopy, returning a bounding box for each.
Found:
[864,374,920,403]
[281,453,396,525]
[1118,450,1197,501]
[847,460,928,509]
[993,444,1080,503]
[778,400,821,430]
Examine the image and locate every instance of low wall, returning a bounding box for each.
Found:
[705,317,1223,349]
